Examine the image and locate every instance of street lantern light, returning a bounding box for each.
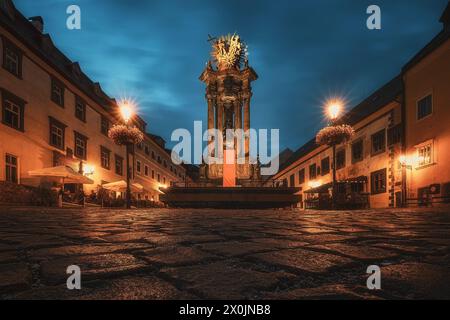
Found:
[326,99,343,122]
[119,101,134,124]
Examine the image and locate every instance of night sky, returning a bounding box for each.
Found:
[14,0,448,152]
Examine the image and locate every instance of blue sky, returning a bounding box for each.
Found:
[14,0,448,151]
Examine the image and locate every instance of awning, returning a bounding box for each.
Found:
[305,182,332,194]
[102,180,144,193]
[29,166,94,184]
[337,176,368,184]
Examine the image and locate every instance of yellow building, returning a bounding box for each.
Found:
[272,3,449,209]
[402,3,450,205]
[0,0,185,203]
[273,78,403,209]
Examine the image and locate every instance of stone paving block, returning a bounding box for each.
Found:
[251,248,354,273]
[162,261,296,299]
[0,251,18,264]
[309,243,398,261]
[40,253,148,285]
[380,262,450,299]
[262,284,376,300]
[198,241,273,257]
[249,238,309,250]
[11,275,196,300]
[0,263,31,293]
[139,246,217,266]
[29,243,152,261]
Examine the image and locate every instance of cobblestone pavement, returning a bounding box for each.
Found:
[0,207,449,300]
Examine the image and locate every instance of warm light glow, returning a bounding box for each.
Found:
[308,180,322,189]
[119,100,135,123]
[326,99,343,120]
[83,164,95,176]
[399,154,421,168]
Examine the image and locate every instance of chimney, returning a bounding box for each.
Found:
[29,16,44,33]
[440,2,450,30]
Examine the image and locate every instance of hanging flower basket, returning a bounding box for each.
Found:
[316,125,355,146]
[108,125,144,146]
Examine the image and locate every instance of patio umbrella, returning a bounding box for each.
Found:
[101,180,144,193]
[29,165,94,185]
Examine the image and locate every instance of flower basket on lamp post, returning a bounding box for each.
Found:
[108,124,144,209]
[316,104,355,210]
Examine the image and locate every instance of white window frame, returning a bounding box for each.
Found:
[415,139,435,169]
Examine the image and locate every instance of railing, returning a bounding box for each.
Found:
[169,180,290,188]
[406,195,450,207]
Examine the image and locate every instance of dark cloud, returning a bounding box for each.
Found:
[14,0,448,151]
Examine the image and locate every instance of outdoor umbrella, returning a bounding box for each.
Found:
[29,165,94,185]
[101,180,144,193]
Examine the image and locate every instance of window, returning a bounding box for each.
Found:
[145,145,150,156]
[5,154,18,183]
[157,173,161,182]
[144,165,149,176]
[371,129,386,156]
[100,146,110,170]
[336,149,346,170]
[352,139,363,163]
[387,124,402,146]
[163,177,166,184]
[75,96,86,122]
[49,117,66,150]
[298,168,305,185]
[371,168,387,194]
[417,94,432,120]
[152,170,155,179]
[163,160,167,168]
[136,160,141,174]
[289,174,295,187]
[309,163,317,180]
[2,90,25,131]
[2,38,22,77]
[417,143,433,167]
[157,156,162,164]
[152,151,155,160]
[321,157,330,176]
[74,131,88,160]
[51,78,65,107]
[115,155,123,176]
[101,116,110,135]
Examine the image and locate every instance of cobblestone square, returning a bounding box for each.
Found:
[0,207,449,300]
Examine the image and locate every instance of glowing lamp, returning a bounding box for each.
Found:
[119,100,134,123]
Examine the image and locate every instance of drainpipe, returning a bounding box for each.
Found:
[400,75,408,207]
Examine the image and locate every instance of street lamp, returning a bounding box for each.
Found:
[108,100,143,209]
[316,98,354,210]
[327,100,342,210]
[119,100,134,209]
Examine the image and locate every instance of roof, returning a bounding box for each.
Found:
[276,76,402,175]
[403,2,450,73]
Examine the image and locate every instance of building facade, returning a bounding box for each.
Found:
[0,0,185,202]
[402,6,450,204]
[272,3,449,209]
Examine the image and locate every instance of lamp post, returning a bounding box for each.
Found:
[316,99,354,210]
[120,102,133,209]
[327,101,342,210]
[108,100,143,209]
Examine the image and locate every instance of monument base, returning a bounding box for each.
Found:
[160,187,301,209]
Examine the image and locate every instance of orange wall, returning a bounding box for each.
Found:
[404,39,450,198]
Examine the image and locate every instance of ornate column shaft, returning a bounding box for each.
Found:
[207,98,215,157]
[243,96,251,157]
